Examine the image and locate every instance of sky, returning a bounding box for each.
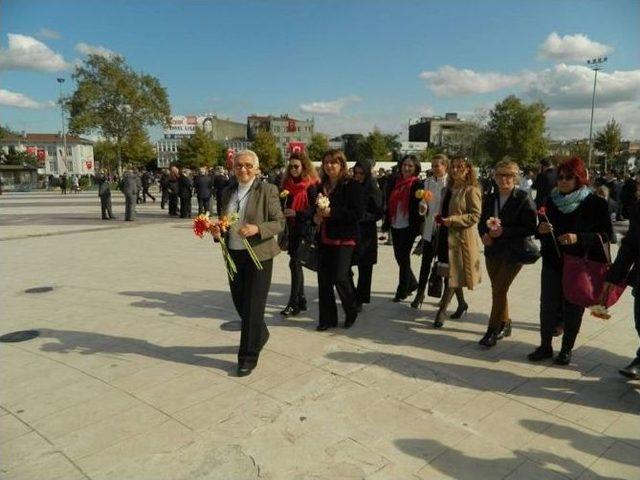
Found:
[1,0,639,142]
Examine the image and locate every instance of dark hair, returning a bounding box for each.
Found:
[540,158,551,167]
[558,156,588,188]
[401,155,421,176]
[321,149,349,183]
[281,151,318,186]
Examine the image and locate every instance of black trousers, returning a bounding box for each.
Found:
[215,194,223,217]
[229,250,273,368]
[179,195,192,218]
[634,292,640,360]
[355,263,374,304]
[417,239,435,291]
[142,187,155,203]
[161,190,169,209]
[168,194,178,216]
[197,197,211,215]
[539,264,585,352]
[317,244,357,327]
[391,227,418,297]
[124,194,136,221]
[288,254,305,307]
[100,193,114,219]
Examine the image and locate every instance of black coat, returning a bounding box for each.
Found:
[532,168,557,208]
[213,174,228,198]
[537,192,613,270]
[479,188,537,259]
[96,174,111,196]
[284,184,318,254]
[178,175,192,198]
[607,201,639,289]
[355,160,383,265]
[320,179,365,242]
[193,174,213,199]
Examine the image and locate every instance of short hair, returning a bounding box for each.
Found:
[595,185,609,199]
[431,154,449,168]
[540,158,551,167]
[494,159,520,181]
[558,156,588,188]
[234,149,260,169]
[401,155,422,175]
[321,149,349,182]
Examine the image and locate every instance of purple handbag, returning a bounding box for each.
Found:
[562,235,626,308]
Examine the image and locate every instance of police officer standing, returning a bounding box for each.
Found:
[120,168,139,221]
[96,171,115,220]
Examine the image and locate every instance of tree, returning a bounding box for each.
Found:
[306,133,329,163]
[177,127,223,169]
[122,124,156,168]
[1,147,37,167]
[251,131,282,172]
[594,118,622,172]
[569,141,591,161]
[484,95,548,167]
[93,140,118,173]
[67,54,171,174]
[358,130,397,165]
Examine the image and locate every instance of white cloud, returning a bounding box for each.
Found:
[75,42,117,58]
[419,66,521,97]
[36,28,61,40]
[538,32,612,63]
[524,64,640,109]
[546,102,640,140]
[299,95,362,115]
[0,89,56,109]
[0,33,68,72]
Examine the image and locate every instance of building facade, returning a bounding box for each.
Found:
[0,133,94,177]
[156,114,247,168]
[408,113,469,146]
[247,114,314,158]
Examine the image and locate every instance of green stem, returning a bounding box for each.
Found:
[243,239,263,270]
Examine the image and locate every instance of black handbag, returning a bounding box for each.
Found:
[277,222,289,251]
[296,229,318,271]
[427,260,443,298]
[506,237,541,265]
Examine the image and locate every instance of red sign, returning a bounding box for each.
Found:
[37,148,46,166]
[186,116,198,125]
[85,161,93,170]
[287,119,297,133]
[288,141,305,154]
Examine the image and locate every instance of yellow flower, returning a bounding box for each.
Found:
[415,189,425,199]
[280,189,290,198]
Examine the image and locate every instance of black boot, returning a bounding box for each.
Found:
[299,296,308,312]
[554,349,572,366]
[479,328,498,347]
[527,346,553,362]
[619,358,640,380]
[450,288,468,319]
[434,287,454,328]
[411,288,425,309]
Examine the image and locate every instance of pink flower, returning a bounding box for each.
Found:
[486,217,502,231]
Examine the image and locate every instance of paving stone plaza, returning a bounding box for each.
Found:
[1,190,639,480]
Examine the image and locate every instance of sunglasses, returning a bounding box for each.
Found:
[289,164,301,170]
[558,174,575,181]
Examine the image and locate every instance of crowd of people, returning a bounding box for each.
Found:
[202,149,640,379]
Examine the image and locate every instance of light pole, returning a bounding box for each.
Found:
[586,57,607,170]
[56,78,68,173]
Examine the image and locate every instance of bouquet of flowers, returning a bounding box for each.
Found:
[415,189,434,202]
[486,217,502,231]
[537,206,561,257]
[316,193,330,212]
[193,212,263,279]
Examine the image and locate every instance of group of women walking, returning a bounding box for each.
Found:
[214,148,615,376]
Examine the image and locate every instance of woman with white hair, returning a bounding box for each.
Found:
[212,150,285,377]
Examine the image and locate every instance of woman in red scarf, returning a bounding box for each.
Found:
[388,155,424,302]
[280,152,319,316]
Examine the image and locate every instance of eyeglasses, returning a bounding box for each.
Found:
[495,173,515,179]
[558,174,574,181]
[289,164,301,170]
[235,163,254,171]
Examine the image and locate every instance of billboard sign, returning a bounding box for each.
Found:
[165,115,216,136]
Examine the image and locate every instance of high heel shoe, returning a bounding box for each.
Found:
[280,305,301,316]
[433,310,446,329]
[450,302,468,319]
[479,328,498,347]
[411,289,425,309]
[496,322,512,339]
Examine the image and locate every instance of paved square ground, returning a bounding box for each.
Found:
[1,191,639,479]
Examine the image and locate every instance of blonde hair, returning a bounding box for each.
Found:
[431,154,449,168]
[449,156,479,188]
[494,159,520,182]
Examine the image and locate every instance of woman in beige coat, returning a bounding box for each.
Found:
[433,156,482,328]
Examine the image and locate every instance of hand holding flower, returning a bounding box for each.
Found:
[488,226,503,238]
[238,223,259,238]
[481,233,494,246]
[538,222,553,235]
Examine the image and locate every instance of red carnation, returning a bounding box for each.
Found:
[193,214,212,238]
[435,214,444,226]
[537,206,546,216]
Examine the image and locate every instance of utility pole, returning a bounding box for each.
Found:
[587,57,607,170]
[56,78,68,173]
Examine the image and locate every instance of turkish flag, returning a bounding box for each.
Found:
[288,141,305,154]
[226,148,235,170]
[37,148,46,166]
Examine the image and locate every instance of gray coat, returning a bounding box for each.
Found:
[121,173,139,197]
[220,179,285,262]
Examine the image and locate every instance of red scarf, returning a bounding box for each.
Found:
[388,176,417,222]
[282,177,317,213]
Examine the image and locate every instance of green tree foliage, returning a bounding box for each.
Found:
[594,118,622,172]
[306,133,329,163]
[358,130,399,165]
[66,54,171,173]
[0,124,17,140]
[93,140,118,173]
[122,125,156,168]
[177,127,223,168]
[251,130,282,172]
[484,95,548,167]
[1,147,37,167]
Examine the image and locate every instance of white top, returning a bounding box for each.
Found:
[519,177,533,194]
[421,174,448,241]
[227,178,255,250]
[391,204,410,229]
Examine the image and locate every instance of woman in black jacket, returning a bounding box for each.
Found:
[280,152,319,316]
[387,155,424,302]
[352,159,384,310]
[529,156,613,365]
[478,160,537,347]
[314,150,365,331]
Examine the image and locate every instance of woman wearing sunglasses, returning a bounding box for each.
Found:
[529,156,613,365]
[280,152,319,316]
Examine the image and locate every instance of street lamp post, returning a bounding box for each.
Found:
[586,57,607,170]
[56,78,68,173]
